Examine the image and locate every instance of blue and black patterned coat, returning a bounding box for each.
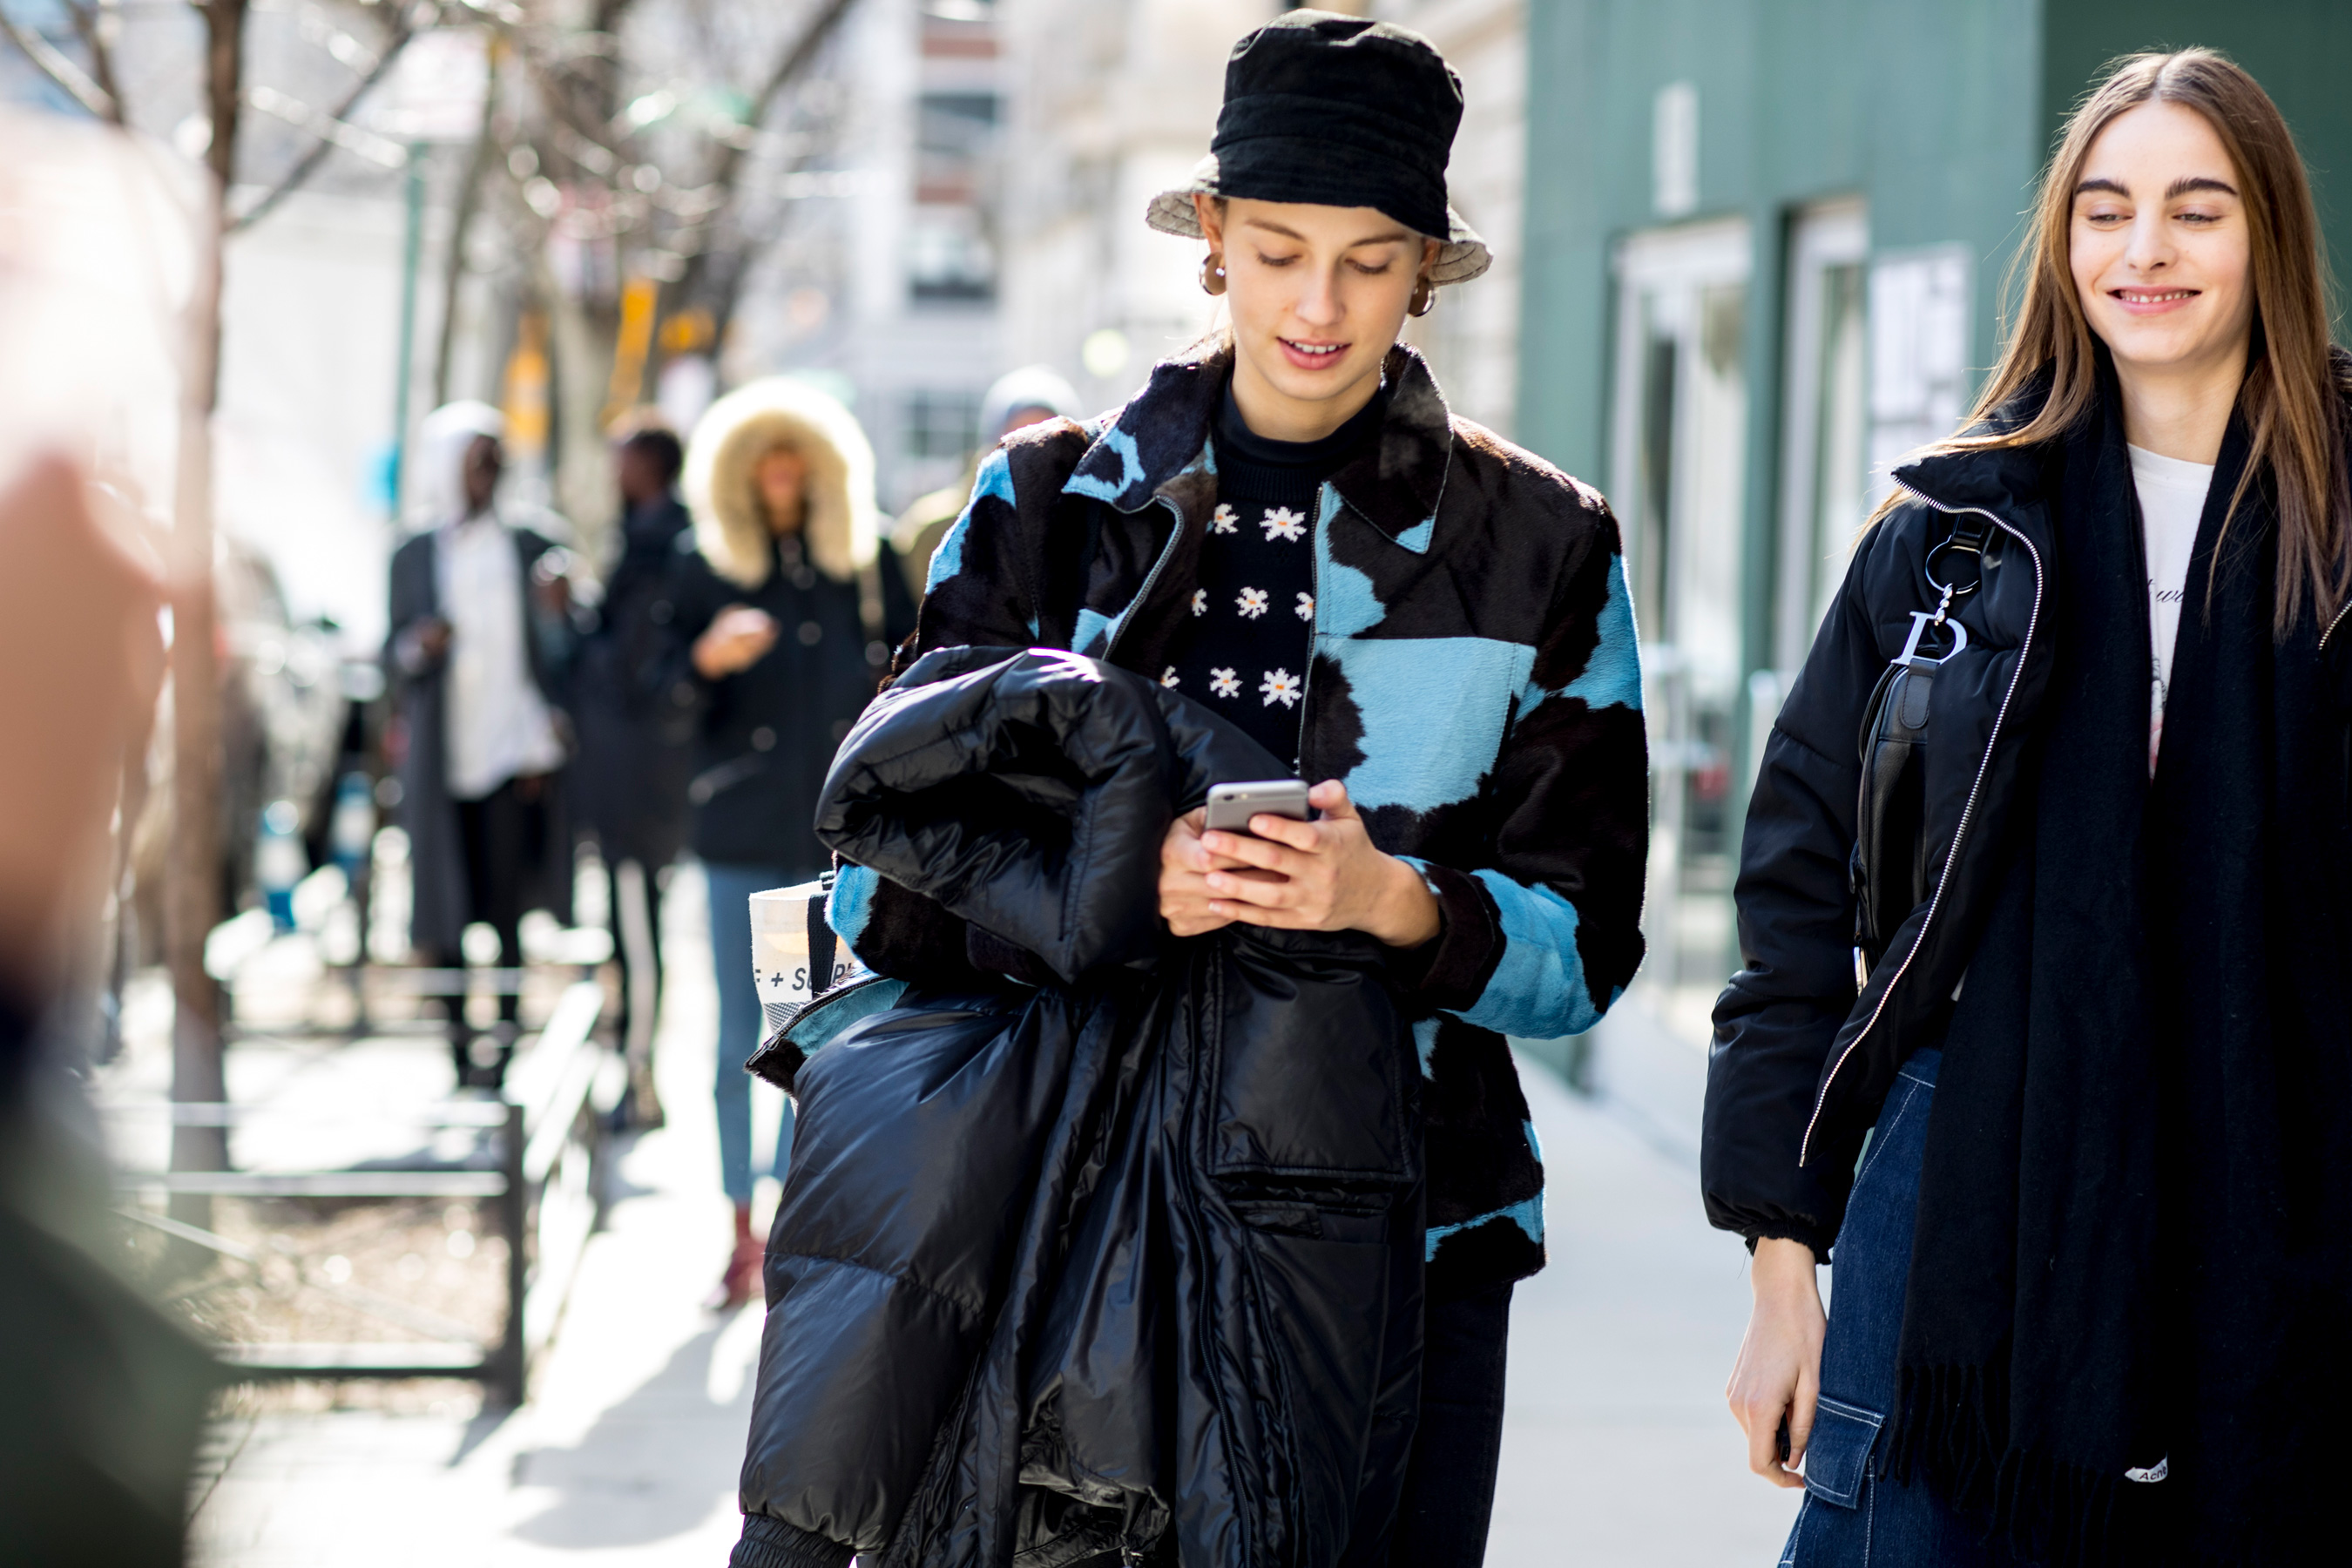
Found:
[827,342,1648,1294]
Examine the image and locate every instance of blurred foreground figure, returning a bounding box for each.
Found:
[886,364,1079,598]
[0,455,217,1565]
[571,424,695,1125]
[389,404,577,1090]
[665,379,913,1308]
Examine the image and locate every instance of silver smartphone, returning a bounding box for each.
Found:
[1203,779,1314,835]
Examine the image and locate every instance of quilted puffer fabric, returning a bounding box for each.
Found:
[734,649,1423,1568]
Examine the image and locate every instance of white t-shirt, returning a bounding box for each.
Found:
[2129,444,2214,774]
[437,510,566,801]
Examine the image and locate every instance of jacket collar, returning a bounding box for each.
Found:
[1064,341,1456,553]
[1889,365,2060,528]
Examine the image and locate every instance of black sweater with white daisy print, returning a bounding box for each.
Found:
[1161,381,1387,766]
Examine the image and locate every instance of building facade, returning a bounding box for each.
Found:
[1373,0,1527,437]
[1517,0,2352,1019]
[738,0,1012,512]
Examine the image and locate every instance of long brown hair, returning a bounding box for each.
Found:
[1916,48,2351,633]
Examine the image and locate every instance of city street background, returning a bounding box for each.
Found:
[12,0,2349,1562]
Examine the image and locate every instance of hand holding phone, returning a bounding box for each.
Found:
[1203,779,1315,836]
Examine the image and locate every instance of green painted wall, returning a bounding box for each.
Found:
[1515,0,2352,684]
[1517,0,2041,685]
[1517,0,2043,487]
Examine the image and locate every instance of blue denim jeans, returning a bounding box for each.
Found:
[706,861,802,1205]
[1780,1049,2019,1566]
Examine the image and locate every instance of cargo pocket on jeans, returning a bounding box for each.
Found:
[1802,1396,1883,1509]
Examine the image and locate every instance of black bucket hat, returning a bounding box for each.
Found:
[1146,10,1491,285]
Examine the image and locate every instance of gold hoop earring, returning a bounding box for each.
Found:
[1408,276,1436,318]
[1200,253,1227,297]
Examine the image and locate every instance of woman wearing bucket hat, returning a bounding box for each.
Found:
[794,12,1651,1564]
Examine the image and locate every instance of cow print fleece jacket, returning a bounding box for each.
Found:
[826,341,1648,1297]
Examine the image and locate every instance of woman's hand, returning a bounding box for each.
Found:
[693,605,779,679]
[1172,780,1441,947]
[1159,808,1248,937]
[1728,1236,1826,1489]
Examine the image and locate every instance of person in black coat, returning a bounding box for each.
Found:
[386,402,577,1090]
[571,425,694,1125]
[1708,51,2352,1567]
[662,376,914,1308]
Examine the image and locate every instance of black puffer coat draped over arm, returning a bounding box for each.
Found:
[731,648,1425,1568]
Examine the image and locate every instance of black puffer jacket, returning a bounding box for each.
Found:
[733,648,1423,1568]
[1704,406,2058,1258]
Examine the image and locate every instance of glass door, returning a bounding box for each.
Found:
[1609,219,1750,997]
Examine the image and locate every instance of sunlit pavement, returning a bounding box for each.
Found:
[1490,997,1801,1565]
[190,862,766,1566]
[188,873,1794,1565]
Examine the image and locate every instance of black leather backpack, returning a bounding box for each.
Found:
[1850,514,1991,985]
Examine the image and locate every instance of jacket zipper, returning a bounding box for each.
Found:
[2322,594,2352,652]
[1291,483,1332,771]
[1102,495,1188,668]
[1797,501,2045,1167]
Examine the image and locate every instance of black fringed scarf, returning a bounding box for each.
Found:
[1889,373,2352,1565]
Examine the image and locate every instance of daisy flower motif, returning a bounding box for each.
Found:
[1160,666,1180,688]
[1259,667,1302,708]
[1209,667,1241,699]
[1190,588,1207,617]
[1260,505,1307,543]
[1236,586,1270,619]
[1210,504,1239,535]
[1294,591,1315,621]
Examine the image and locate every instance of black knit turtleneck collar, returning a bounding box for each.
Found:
[1214,378,1389,481]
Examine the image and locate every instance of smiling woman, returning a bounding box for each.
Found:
[1938,49,2349,631]
[1707,46,2352,1568]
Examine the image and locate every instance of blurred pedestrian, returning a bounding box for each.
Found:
[793,17,1647,1565]
[666,378,914,1308]
[1710,50,2352,1566]
[0,452,215,1567]
[388,402,577,1091]
[885,364,1079,598]
[571,422,694,1126]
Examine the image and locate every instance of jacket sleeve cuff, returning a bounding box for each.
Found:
[1390,860,1505,1012]
[730,1515,853,1568]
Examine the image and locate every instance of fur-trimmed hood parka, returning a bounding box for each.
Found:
[683,375,880,588]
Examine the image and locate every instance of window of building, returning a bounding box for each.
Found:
[909,92,999,303]
[904,391,979,460]
[916,91,998,205]
[1774,199,1869,676]
[1609,218,1751,992]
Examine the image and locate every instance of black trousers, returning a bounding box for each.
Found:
[431,777,546,1084]
[1380,1282,1514,1567]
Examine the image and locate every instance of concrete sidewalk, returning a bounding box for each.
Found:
[1489,1002,1800,1565]
[190,873,1794,1565]
[191,864,763,1566]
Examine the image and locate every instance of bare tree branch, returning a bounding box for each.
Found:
[61,0,122,113]
[228,14,423,232]
[0,2,119,120]
[430,37,501,406]
[675,0,859,325]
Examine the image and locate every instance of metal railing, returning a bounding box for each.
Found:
[107,979,613,1404]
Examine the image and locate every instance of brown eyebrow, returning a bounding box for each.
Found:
[1238,215,1416,249]
[2167,175,2238,199]
[2072,175,2240,200]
